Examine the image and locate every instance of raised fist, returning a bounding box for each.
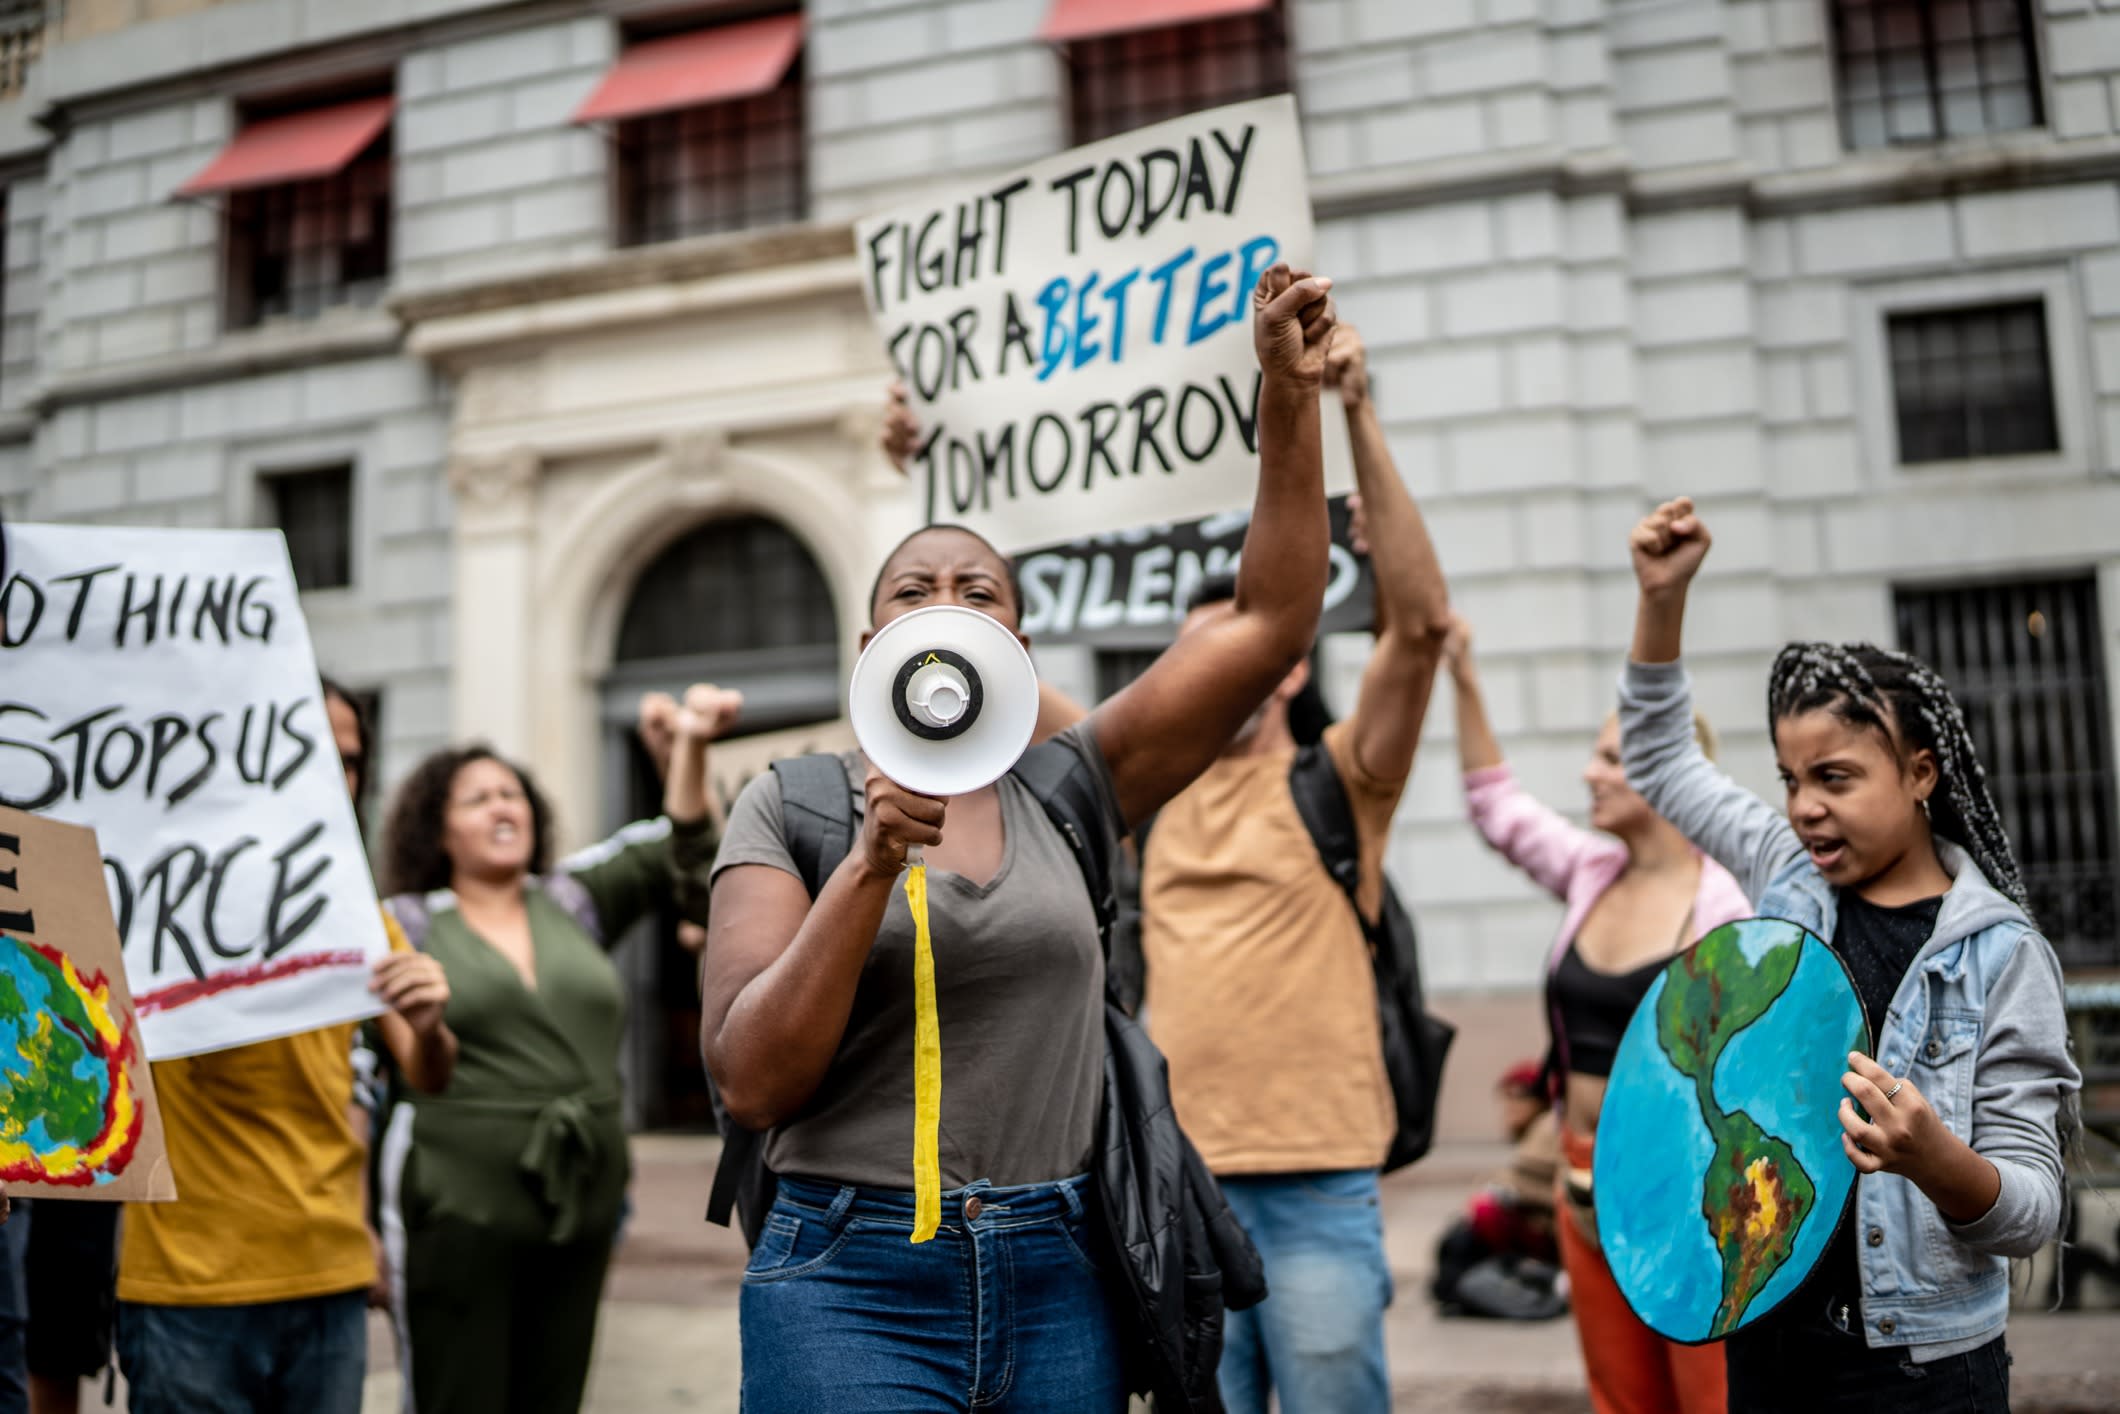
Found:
[1252,264,1336,386]
[1630,497,1712,600]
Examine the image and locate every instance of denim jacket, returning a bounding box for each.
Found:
[1619,660,2080,1360]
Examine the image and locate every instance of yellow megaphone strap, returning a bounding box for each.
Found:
[905,862,942,1243]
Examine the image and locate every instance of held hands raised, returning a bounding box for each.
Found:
[1323,321,1370,409]
[882,380,921,474]
[1629,496,1713,600]
[859,768,945,879]
[1440,613,1473,682]
[1252,264,1336,386]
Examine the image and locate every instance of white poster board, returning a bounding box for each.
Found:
[858,94,1315,552]
[0,525,389,1059]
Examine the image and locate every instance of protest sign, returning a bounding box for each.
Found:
[859,94,1315,551]
[0,806,175,1201]
[0,525,389,1059]
[1016,493,1373,646]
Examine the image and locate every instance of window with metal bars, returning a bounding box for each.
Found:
[265,465,354,592]
[225,139,391,329]
[1829,0,2043,150]
[1067,7,1290,146]
[1895,575,2119,970]
[617,61,806,247]
[617,515,835,660]
[1887,301,2058,464]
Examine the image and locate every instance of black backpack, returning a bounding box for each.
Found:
[1284,743,1456,1171]
[703,741,1123,1243]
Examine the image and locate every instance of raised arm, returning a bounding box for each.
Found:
[1621,498,1800,898]
[1331,326,1451,784]
[1091,265,1336,827]
[567,687,738,939]
[1447,616,1602,898]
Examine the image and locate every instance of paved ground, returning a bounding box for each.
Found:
[340,1134,2120,1413]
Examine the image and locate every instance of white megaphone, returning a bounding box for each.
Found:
[848,604,1040,799]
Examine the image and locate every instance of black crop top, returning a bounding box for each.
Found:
[1550,942,1668,1079]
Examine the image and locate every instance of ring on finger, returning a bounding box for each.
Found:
[1884,1079,1904,1103]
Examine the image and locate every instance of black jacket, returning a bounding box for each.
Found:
[1097,999,1267,1411]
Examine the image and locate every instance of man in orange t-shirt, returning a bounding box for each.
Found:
[1141,325,1450,1414]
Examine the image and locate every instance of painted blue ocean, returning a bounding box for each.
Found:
[1593,919,1868,1343]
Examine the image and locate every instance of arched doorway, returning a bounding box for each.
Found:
[600,514,841,1129]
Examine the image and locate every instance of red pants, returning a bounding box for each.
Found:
[1558,1126,1728,1414]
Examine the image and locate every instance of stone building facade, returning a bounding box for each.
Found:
[4,0,2116,1128]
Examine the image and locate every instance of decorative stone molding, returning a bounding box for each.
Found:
[459,357,545,426]
[662,427,729,483]
[447,445,540,533]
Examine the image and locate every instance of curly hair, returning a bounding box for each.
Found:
[1768,642,2027,913]
[381,744,554,897]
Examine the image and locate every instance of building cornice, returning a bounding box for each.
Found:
[394,222,862,362]
[1310,132,2120,223]
[33,309,402,412]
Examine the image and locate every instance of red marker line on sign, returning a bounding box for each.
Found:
[135,950,367,1016]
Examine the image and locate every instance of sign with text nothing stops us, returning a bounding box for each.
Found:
[0,524,391,1059]
[858,94,1317,552]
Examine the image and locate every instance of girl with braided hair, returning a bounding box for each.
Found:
[1617,497,2079,1412]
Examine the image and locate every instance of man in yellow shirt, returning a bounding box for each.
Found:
[113,684,456,1414]
[1140,326,1451,1414]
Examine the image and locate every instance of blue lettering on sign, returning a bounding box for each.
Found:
[1033,235,1277,382]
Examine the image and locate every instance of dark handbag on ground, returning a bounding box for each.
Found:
[1286,744,1457,1171]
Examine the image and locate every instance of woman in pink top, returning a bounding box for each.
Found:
[1446,617,1746,1414]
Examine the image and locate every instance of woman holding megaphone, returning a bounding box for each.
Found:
[704,265,1339,1412]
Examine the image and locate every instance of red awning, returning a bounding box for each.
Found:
[573,13,805,125]
[1039,0,1273,43]
[174,96,395,198]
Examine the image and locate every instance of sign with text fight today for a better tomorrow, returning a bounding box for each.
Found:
[858,95,1315,552]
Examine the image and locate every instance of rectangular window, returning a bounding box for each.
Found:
[1068,7,1290,146]
[1895,576,2120,970]
[1887,301,2058,463]
[266,465,354,591]
[224,126,392,328]
[618,70,806,246]
[1831,0,2043,150]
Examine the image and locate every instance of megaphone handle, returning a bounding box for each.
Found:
[906,844,926,868]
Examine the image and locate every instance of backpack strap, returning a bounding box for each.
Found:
[1012,738,1119,955]
[772,754,859,897]
[707,754,859,1235]
[1287,743,1364,915]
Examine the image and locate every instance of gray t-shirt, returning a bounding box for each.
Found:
[711,721,1121,1190]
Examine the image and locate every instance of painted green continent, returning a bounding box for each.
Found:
[0,943,106,1148]
[1656,928,1814,1338]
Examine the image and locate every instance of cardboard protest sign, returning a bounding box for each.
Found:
[1017,493,1374,646]
[859,94,1315,551]
[0,806,176,1201]
[0,525,389,1059]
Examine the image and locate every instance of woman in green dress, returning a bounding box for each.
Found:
[378,687,737,1414]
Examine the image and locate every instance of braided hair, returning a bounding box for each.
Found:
[1767,642,2029,914]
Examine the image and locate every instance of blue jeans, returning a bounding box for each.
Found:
[1218,1170,1393,1414]
[115,1289,367,1414]
[0,1204,30,1414]
[739,1174,1127,1413]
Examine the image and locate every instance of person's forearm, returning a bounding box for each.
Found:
[1918,1136,2005,1226]
[1346,398,1448,644]
[711,857,899,1129]
[665,739,716,830]
[379,1012,457,1094]
[1233,375,1330,660]
[1631,585,1689,665]
[1453,665,1504,772]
